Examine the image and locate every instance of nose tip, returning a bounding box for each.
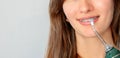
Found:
[79,1,93,13]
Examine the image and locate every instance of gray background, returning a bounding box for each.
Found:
[0,0,49,58]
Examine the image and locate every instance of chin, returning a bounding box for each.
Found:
[82,32,97,38]
[75,29,98,38]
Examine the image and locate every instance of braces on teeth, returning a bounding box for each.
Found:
[90,19,113,52]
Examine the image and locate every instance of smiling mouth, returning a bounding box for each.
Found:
[77,16,99,25]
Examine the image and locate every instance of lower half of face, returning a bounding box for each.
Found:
[68,16,113,38]
[63,0,114,38]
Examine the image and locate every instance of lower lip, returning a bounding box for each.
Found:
[79,17,98,26]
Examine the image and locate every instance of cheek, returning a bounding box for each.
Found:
[93,0,114,24]
[93,0,114,12]
[63,2,77,19]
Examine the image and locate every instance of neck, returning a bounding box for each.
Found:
[76,28,114,58]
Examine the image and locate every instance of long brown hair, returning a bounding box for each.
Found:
[112,0,120,46]
[46,0,120,58]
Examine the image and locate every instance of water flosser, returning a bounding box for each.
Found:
[90,19,120,58]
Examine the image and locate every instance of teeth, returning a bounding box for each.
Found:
[81,18,94,22]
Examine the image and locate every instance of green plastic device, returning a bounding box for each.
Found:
[105,47,120,58]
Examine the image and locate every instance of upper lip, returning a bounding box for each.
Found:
[77,16,99,21]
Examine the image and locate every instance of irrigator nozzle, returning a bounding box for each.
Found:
[90,18,112,52]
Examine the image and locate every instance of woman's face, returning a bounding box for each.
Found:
[63,0,114,37]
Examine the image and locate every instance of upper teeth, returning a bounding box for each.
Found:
[81,18,94,22]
